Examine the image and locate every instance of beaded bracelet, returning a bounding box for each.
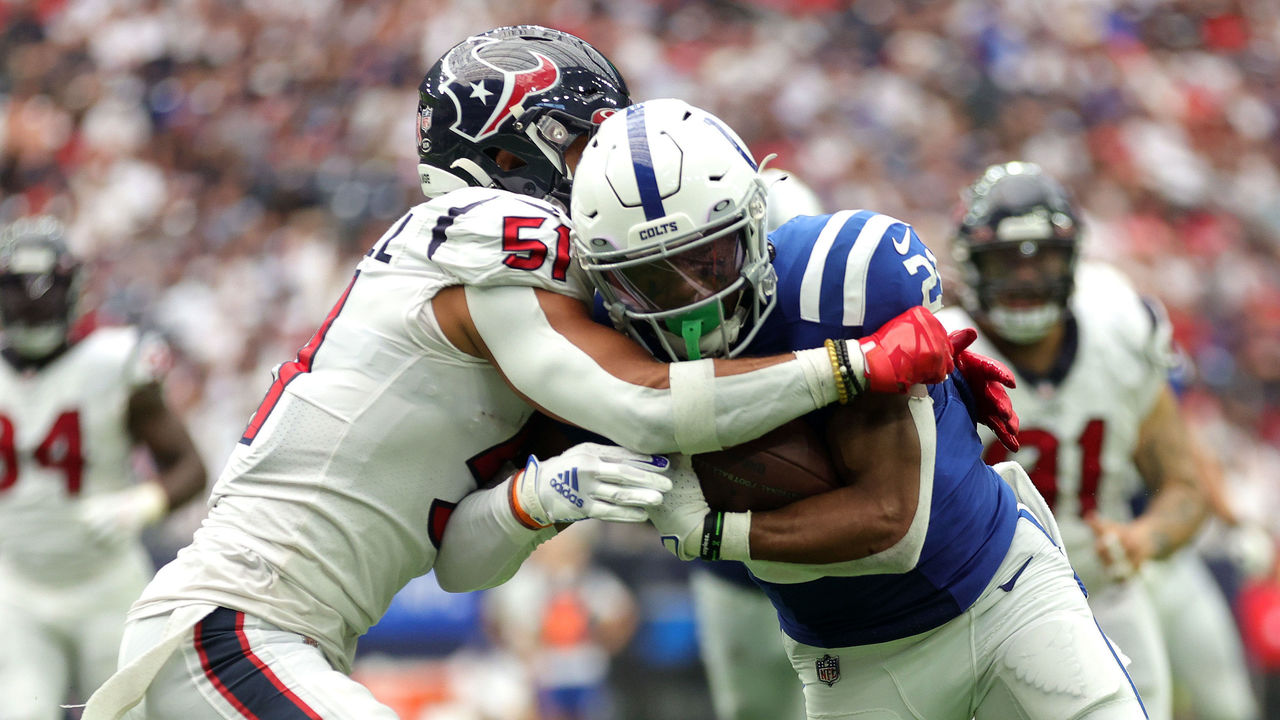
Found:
[823,339,850,405]
[832,337,863,398]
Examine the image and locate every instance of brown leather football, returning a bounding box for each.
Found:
[691,418,841,512]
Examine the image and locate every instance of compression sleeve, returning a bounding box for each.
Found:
[466,284,838,454]
[433,475,557,593]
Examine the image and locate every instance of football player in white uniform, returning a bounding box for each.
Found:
[938,161,1213,720]
[573,99,1145,720]
[83,28,963,720]
[689,168,821,720]
[0,217,207,720]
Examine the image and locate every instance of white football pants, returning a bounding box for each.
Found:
[0,547,151,720]
[1146,550,1259,720]
[117,606,397,719]
[782,511,1148,719]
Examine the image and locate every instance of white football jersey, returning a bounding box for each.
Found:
[938,262,1174,591]
[134,188,590,671]
[0,326,167,585]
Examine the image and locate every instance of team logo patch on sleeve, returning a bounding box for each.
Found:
[816,653,841,687]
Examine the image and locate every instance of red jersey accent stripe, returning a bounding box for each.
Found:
[241,273,358,444]
[232,612,325,720]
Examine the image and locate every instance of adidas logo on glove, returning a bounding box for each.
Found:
[550,468,583,508]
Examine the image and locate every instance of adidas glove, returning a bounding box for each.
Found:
[510,442,673,529]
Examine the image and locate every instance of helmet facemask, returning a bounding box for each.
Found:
[964,238,1076,344]
[580,178,775,361]
[952,161,1080,345]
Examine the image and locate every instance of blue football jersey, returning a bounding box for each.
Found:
[747,211,1019,647]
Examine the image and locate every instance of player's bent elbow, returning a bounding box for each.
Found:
[433,566,509,594]
[860,497,915,556]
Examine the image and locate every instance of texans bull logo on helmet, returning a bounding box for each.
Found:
[438,36,562,143]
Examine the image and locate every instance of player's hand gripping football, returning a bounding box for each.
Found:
[510,443,673,529]
[841,306,955,395]
[647,454,712,561]
[948,328,1021,452]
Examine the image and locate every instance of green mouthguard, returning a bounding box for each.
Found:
[665,304,722,360]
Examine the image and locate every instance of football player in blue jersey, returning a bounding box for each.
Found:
[688,168,822,720]
[570,98,1149,719]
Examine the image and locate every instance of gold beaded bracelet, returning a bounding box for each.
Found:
[824,339,850,405]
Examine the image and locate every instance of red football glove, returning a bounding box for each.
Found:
[948,328,1020,452]
[859,306,955,393]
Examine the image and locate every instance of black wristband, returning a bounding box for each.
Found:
[700,512,725,561]
[833,339,861,398]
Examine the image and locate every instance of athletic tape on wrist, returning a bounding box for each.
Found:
[669,359,722,453]
[845,340,869,395]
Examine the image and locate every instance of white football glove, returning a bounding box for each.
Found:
[648,454,750,562]
[78,483,168,543]
[510,443,672,528]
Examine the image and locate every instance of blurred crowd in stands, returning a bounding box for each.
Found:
[2,0,1279,716]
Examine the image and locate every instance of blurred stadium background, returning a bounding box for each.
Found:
[3,0,1280,718]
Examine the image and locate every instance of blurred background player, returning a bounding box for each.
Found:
[573,98,1145,719]
[1141,416,1263,719]
[687,167,821,720]
[484,524,639,720]
[939,161,1215,720]
[0,216,207,720]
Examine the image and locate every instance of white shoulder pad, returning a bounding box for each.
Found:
[1073,262,1174,368]
[419,187,589,301]
[76,326,170,386]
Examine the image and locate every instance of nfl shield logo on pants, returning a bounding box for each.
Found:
[815,654,841,687]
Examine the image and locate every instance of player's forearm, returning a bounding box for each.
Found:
[1132,483,1207,561]
[1132,385,1208,560]
[434,477,557,592]
[746,484,913,563]
[468,285,837,454]
[154,450,207,511]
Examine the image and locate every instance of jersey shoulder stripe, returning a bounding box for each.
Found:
[772,210,938,335]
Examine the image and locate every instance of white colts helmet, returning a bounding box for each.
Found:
[571,98,776,361]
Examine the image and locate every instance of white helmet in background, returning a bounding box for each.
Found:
[760,168,823,232]
[571,98,775,361]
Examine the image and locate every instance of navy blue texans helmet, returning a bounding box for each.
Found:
[0,216,82,360]
[952,161,1081,344]
[416,25,631,209]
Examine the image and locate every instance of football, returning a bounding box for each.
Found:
[691,418,841,512]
